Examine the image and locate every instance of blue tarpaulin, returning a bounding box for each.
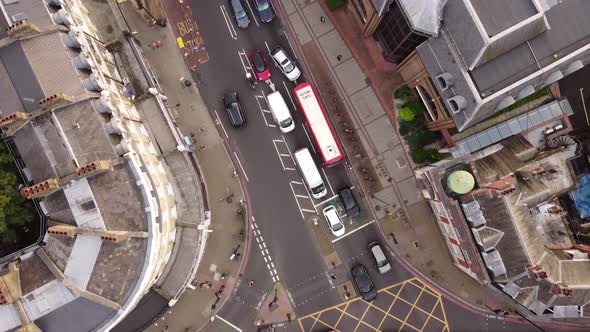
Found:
[570,174,590,219]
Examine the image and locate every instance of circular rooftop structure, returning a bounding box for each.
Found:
[447,170,475,194]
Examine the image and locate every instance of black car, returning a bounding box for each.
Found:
[253,0,274,23]
[339,187,360,217]
[351,264,377,301]
[223,92,246,127]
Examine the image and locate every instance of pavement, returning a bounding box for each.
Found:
[274,0,506,314]
[98,2,251,331]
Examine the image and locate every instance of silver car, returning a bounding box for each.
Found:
[270,46,301,81]
[230,0,250,29]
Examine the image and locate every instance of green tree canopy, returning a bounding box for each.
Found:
[0,144,33,241]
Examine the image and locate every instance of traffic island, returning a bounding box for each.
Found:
[255,282,296,326]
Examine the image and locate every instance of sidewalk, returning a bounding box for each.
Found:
[112,2,250,331]
[275,0,507,313]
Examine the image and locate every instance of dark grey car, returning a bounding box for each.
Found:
[339,187,360,217]
[253,0,274,23]
[223,92,246,127]
[230,0,250,29]
[352,264,377,302]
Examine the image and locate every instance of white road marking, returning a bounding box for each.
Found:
[291,180,303,185]
[267,263,271,270]
[214,110,229,139]
[301,122,317,154]
[301,208,316,213]
[314,194,338,208]
[255,96,272,127]
[262,109,271,113]
[283,30,297,60]
[264,249,269,255]
[264,40,271,54]
[245,0,260,27]
[263,256,268,263]
[321,167,335,197]
[280,153,290,157]
[258,243,263,250]
[255,237,260,243]
[215,315,242,332]
[234,151,250,182]
[219,5,237,40]
[282,81,296,110]
[295,194,309,198]
[262,242,266,248]
[332,219,376,243]
[272,140,288,171]
[282,135,296,165]
[272,276,278,282]
[286,167,296,171]
[289,182,305,219]
[270,262,275,269]
[272,268,277,275]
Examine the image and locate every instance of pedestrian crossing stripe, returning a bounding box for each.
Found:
[176,37,185,49]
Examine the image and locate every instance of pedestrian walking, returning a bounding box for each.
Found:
[336,54,342,61]
[249,280,255,287]
[320,16,326,23]
[199,145,206,150]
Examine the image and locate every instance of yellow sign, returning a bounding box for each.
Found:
[176,37,185,49]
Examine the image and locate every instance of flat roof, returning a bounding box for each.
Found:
[470,0,538,36]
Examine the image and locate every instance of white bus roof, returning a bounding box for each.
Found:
[293,83,342,164]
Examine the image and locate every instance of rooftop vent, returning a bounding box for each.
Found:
[47,0,62,7]
[496,96,515,111]
[82,74,103,92]
[115,140,130,156]
[96,91,113,114]
[543,70,564,87]
[436,72,454,91]
[63,30,81,48]
[517,85,535,100]
[52,8,71,27]
[564,60,584,76]
[105,119,122,135]
[447,95,466,113]
[72,52,93,70]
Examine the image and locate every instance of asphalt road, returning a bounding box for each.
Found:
[188,0,351,328]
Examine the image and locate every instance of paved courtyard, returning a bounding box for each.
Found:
[298,277,449,332]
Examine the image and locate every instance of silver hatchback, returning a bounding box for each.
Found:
[230,0,250,29]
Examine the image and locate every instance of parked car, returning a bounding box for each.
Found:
[249,49,271,81]
[223,92,246,127]
[270,46,301,81]
[322,205,345,237]
[368,241,391,274]
[339,187,360,217]
[253,0,274,23]
[351,264,377,301]
[230,0,250,29]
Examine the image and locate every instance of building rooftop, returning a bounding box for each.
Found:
[416,0,590,130]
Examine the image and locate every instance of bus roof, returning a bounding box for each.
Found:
[293,83,343,165]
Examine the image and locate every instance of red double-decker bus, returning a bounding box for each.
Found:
[293,82,343,166]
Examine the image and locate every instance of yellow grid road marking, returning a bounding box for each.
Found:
[298,277,448,332]
[334,302,350,328]
[377,281,404,330]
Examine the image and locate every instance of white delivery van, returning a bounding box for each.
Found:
[267,91,295,133]
[293,147,327,199]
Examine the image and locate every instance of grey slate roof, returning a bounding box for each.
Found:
[417,0,590,130]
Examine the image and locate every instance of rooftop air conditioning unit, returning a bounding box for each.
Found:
[62,30,81,48]
[447,95,466,113]
[52,9,71,27]
[436,72,454,91]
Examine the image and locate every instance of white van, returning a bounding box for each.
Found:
[293,148,327,199]
[267,91,295,133]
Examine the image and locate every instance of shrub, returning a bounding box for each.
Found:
[394,85,412,100]
[326,0,346,11]
[399,106,415,122]
[398,124,411,136]
[402,100,425,116]
[411,147,429,164]
[426,148,441,162]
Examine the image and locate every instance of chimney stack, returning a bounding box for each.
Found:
[100,231,129,243]
[39,93,74,110]
[0,112,30,129]
[47,224,77,238]
[76,160,112,178]
[21,179,61,199]
[5,20,42,39]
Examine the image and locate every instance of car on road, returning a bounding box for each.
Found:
[270,46,301,81]
[351,264,377,302]
[322,205,345,237]
[249,49,271,81]
[253,0,274,23]
[368,241,391,274]
[339,187,360,217]
[230,0,250,29]
[223,92,246,127]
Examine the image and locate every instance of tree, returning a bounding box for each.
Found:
[399,105,415,122]
[394,85,412,100]
[411,147,429,164]
[0,144,33,242]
